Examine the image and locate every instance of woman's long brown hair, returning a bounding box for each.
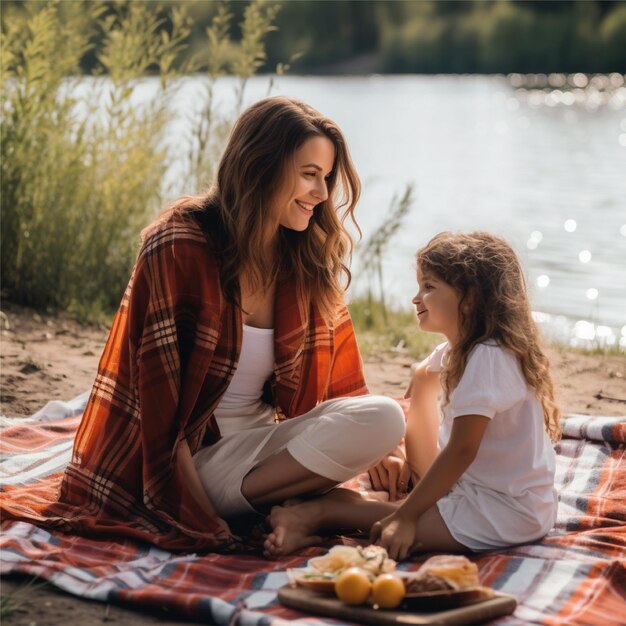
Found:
[417,232,561,441]
[148,96,361,321]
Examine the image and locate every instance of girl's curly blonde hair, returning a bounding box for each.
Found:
[417,231,561,441]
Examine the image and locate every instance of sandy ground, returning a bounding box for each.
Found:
[1,302,625,624]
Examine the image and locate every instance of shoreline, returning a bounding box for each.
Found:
[1,302,625,418]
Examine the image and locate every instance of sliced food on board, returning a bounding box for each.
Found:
[287,544,396,594]
[287,547,498,612]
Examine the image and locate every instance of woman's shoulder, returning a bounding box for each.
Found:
[138,204,217,266]
[141,209,204,249]
[131,206,225,306]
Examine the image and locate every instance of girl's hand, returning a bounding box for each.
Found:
[368,446,412,501]
[370,511,417,561]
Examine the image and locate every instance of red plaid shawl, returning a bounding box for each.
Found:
[1,214,367,551]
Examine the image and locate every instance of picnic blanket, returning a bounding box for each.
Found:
[1,394,625,625]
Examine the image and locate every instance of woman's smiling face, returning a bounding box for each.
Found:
[274,135,335,232]
[412,268,463,344]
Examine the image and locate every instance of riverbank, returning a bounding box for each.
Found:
[1,302,625,418]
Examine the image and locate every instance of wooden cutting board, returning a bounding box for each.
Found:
[277,585,517,625]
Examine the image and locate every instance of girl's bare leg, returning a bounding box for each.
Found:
[402,505,466,553]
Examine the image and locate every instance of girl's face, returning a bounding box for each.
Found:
[274,135,335,232]
[413,268,463,345]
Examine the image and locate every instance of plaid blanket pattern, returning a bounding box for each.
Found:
[1,397,624,625]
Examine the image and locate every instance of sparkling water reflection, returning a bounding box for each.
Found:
[210,75,623,349]
[84,74,626,348]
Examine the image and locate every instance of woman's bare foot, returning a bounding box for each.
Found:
[262,488,398,558]
[263,500,324,557]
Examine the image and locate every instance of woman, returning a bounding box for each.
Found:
[41,97,405,552]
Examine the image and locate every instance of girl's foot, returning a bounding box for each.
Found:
[263,500,324,557]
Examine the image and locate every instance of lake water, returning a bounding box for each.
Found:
[160,75,626,348]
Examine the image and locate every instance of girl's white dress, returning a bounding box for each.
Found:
[427,341,557,550]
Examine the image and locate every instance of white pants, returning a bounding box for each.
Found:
[192,395,406,518]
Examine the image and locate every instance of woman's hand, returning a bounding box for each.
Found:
[370,511,417,561]
[368,446,412,502]
[216,516,232,537]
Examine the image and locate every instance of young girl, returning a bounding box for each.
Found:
[264,231,560,559]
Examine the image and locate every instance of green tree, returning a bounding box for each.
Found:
[600,3,626,71]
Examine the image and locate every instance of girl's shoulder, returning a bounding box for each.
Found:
[425,341,521,379]
[462,341,526,394]
[468,340,518,368]
[451,341,528,416]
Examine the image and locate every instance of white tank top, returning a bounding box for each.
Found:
[213,324,275,437]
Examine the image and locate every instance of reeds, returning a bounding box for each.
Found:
[350,183,442,358]
[1,1,281,319]
[357,184,413,325]
[348,296,442,359]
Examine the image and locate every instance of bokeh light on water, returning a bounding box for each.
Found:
[533,315,622,352]
[537,275,551,289]
[527,231,543,250]
[102,73,625,349]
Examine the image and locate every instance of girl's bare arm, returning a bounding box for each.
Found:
[399,413,489,520]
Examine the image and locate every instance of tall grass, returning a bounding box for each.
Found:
[183,1,281,192]
[0,576,48,620]
[1,0,281,319]
[357,184,413,325]
[350,183,442,359]
[349,296,442,360]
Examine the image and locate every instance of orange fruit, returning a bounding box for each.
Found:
[334,567,372,605]
[371,573,406,609]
